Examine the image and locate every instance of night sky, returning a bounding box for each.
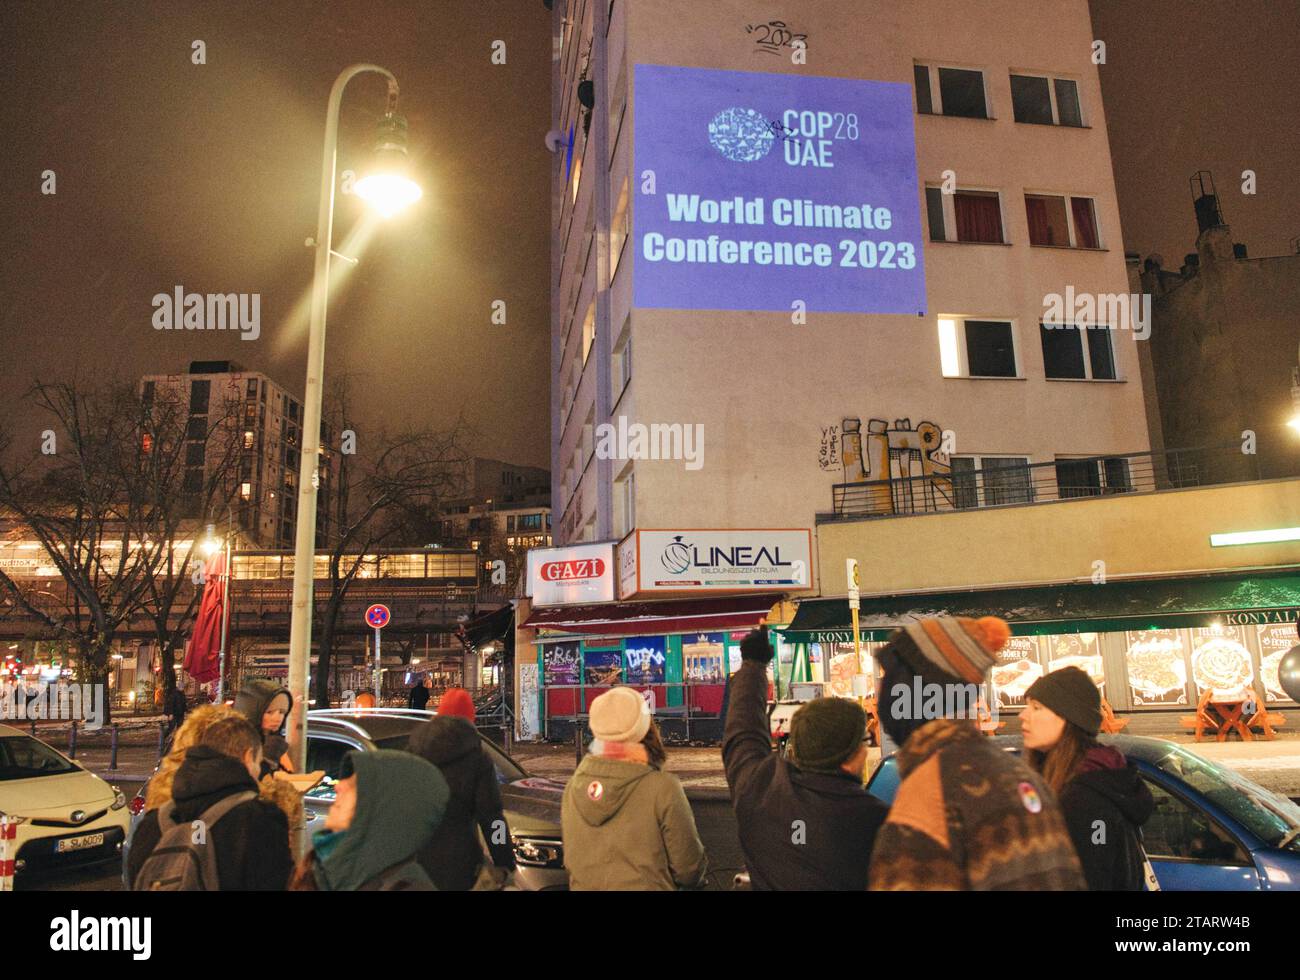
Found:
[0,1,1295,472]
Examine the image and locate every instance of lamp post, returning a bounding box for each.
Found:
[286,64,422,773]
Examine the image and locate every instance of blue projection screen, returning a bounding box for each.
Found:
[632,64,926,315]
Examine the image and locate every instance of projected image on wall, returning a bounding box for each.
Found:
[633,64,927,315]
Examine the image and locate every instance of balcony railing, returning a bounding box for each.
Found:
[827,444,1261,520]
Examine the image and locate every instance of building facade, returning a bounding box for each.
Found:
[141,361,337,549]
[1131,174,1300,482]
[550,0,1152,546]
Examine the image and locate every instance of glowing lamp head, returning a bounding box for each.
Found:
[201,524,221,559]
[355,111,422,218]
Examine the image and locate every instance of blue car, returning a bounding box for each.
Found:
[865,734,1300,890]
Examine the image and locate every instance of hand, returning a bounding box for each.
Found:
[739,629,774,664]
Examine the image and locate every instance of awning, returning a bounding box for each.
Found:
[522,594,778,637]
[781,570,1300,643]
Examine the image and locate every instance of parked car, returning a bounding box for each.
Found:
[0,723,131,879]
[126,708,568,890]
[865,733,1300,890]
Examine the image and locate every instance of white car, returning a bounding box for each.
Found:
[0,723,131,880]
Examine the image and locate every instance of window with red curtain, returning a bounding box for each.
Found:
[1071,197,1099,248]
[954,192,1004,243]
[1025,196,1050,246]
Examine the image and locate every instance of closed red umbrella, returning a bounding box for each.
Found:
[183,552,226,686]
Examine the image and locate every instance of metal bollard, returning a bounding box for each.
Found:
[574,725,583,766]
[109,723,120,771]
[157,720,166,760]
[68,720,78,759]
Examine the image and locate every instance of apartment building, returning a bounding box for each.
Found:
[140,361,337,549]
[549,0,1151,545]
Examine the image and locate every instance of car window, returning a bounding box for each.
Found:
[305,737,357,802]
[0,735,79,780]
[1151,744,1300,848]
[1141,777,1250,865]
[479,737,526,783]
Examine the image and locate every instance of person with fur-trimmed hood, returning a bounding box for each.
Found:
[868,616,1086,891]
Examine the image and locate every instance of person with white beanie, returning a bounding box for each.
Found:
[560,686,708,890]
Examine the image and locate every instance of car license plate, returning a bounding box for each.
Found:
[56,832,104,853]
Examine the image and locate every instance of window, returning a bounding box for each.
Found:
[1025,194,1100,248]
[243,430,255,449]
[141,381,156,407]
[1010,73,1083,127]
[246,379,258,399]
[581,301,596,364]
[951,456,1033,509]
[615,465,635,538]
[913,64,933,114]
[1140,779,1250,865]
[186,441,206,467]
[1055,456,1132,499]
[520,512,543,531]
[940,317,1018,378]
[188,381,210,415]
[1040,323,1117,380]
[927,187,1005,244]
[240,482,252,500]
[610,177,630,282]
[612,316,632,397]
[915,64,989,118]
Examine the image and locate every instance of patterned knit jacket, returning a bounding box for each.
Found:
[869,719,1087,890]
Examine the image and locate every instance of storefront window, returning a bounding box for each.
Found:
[1124,629,1191,707]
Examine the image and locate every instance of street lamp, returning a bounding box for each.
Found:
[286,65,422,773]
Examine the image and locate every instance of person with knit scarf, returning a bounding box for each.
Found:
[868,616,1086,891]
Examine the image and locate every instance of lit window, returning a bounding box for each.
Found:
[937,317,1019,378]
[240,482,252,500]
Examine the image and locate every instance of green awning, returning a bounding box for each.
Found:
[779,570,1300,643]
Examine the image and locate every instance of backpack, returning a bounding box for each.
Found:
[132,791,257,891]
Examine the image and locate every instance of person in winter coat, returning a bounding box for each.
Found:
[869,617,1087,891]
[437,686,476,722]
[127,716,294,890]
[289,749,450,891]
[164,684,188,738]
[234,678,294,775]
[1022,667,1155,890]
[723,629,887,890]
[408,715,518,890]
[409,677,431,711]
[561,686,707,890]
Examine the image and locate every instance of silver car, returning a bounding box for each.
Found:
[305,709,567,890]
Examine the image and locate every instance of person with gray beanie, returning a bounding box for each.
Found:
[560,686,707,890]
[723,628,887,890]
[1022,666,1154,890]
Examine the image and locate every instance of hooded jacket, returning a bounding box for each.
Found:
[408,716,517,890]
[1058,745,1155,891]
[723,660,888,890]
[233,679,293,775]
[869,719,1086,891]
[561,753,707,891]
[298,749,450,892]
[127,745,293,891]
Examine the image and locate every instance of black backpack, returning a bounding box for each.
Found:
[132,791,257,891]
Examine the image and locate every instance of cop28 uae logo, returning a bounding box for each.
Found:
[707,107,774,162]
[661,535,692,575]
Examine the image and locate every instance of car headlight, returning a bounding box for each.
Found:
[110,788,126,811]
[512,835,563,868]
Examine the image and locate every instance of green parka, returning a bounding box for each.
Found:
[561,754,708,891]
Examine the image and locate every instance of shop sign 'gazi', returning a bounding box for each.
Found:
[527,542,617,607]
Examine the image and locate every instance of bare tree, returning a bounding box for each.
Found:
[0,378,240,718]
[311,382,471,706]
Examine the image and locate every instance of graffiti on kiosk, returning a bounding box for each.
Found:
[835,417,952,515]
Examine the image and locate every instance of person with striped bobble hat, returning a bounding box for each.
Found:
[868,616,1086,891]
